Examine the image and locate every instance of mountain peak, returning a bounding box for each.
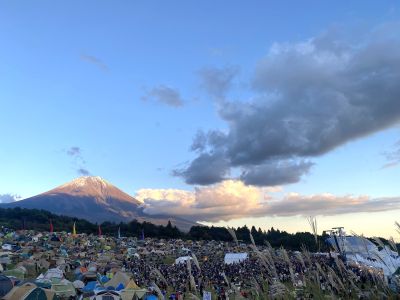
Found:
[44,176,140,204]
[60,176,111,189]
[2,176,196,231]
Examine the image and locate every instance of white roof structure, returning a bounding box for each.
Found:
[327,235,400,276]
[224,253,248,264]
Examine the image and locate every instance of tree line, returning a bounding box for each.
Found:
[0,207,341,252]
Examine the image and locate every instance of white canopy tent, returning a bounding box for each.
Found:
[224,253,248,264]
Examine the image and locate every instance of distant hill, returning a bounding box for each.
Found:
[3,176,195,231]
[0,207,184,238]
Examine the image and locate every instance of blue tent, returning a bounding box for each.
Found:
[145,295,158,300]
[82,281,98,293]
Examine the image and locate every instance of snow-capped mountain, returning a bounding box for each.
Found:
[3,176,195,230]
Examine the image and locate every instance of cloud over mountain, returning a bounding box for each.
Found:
[175,24,400,186]
[137,181,400,222]
[65,146,91,176]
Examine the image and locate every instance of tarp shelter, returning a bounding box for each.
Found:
[224,253,248,264]
[0,275,13,297]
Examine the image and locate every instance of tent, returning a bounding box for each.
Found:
[104,271,130,289]
[51,279,76,298]
[224,253,248,264]
[2,282,54,300]
[1,245,12,251]
[120,287,147,300]
[0,275,13,297]
[175,256,192,265]
[41,268,64,280]
[91,290,121,300]
[81,272,98,283]
[3,267,27,280]
[82,281,99,293]
[72,280,84,289]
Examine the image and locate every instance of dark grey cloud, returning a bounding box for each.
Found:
[141,85,184,107]
[77,168,91,176]
[0,194,21,203]
[199,66,239,98]
[190,130,227,153]
[65,146,91,176]
[173,152,230,185]
[240,160,314,186]
[176,24,400,186]
[67,146,81,157]
[80,54,109,71]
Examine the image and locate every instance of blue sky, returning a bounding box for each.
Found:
[1,1,400,237]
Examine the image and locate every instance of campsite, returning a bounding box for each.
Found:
[0,222,399,300]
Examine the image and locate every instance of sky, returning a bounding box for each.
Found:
[1,1,400,238]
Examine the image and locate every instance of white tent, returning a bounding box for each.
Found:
[37,267,64,281]
[175,256,192,264]
[224,253,248,264]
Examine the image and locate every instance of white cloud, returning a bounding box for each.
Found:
[135,181,400,222]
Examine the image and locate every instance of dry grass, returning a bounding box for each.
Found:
[227,227,239,246]
[307,216,319,251]
[151,267,168,287]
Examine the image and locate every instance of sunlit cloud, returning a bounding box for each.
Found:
[136,180,400,222]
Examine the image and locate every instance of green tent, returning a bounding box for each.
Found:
[23,288,47,300]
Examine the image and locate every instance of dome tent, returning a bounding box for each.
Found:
[0,275,13,297]
[2,282,55,300]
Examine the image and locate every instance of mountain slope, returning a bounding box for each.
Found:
[3,176,195,231]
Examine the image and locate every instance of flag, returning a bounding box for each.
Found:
[203,291,212,300]
[98,225,102,236]
[141,229,144,240]
[117,226,121,239]
[50,219,54,233]
[72,222,76,236]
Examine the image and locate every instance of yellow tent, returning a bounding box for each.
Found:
[104,271,130,288]
[125,279,139,289]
